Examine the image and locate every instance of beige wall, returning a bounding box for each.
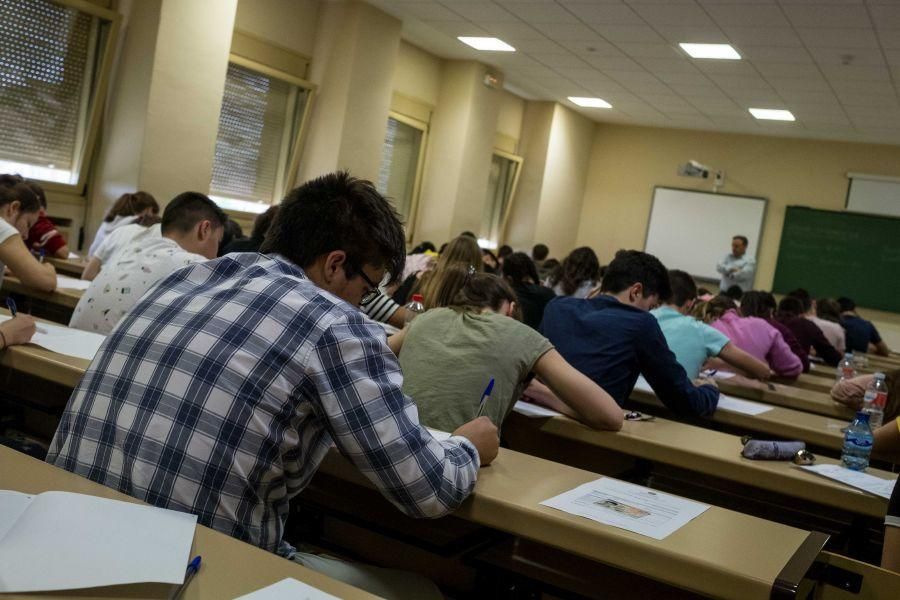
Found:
[234,0,318,59]
[495,90,524,152]
[392,41,442,109]
[576,123,900,346]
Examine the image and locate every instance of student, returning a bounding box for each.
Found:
[775,296,842,366]
[873,418,900,572]
[831,369,900,422]
[414,235,483,308]
[223,205,279,254]
[716,235,755,291]
[218,219,244,256]
[549,246,600,298]
[80,213,161,281]
[697,296,802,379]
[497,244,513,266]
[481,248,500,273]
[24,180,69,259]
[838,297,890,356]
[501,251,556,330]
[69,192,226,334]
[390,268,622,432]
[788,288,846,352]
[48,172,497,599]
[541,250,719,417]
[652,270,770,380]
[740,291,809,372]
[88,191,159,257]
[0,175,57,292]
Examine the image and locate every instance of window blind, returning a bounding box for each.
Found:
[211,63,294,204]
[377,117,422,223]
[0,0,93,177]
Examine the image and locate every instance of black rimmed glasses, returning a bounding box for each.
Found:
[355,268,381,306]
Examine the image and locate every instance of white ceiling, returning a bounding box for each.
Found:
[366,0,900,146]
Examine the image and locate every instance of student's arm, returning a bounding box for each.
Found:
[53,244,70,259]
[0,235,56,292]
[874,340,892,356]
[715,257,729,275]
[386,326,407,356]
[874,418,900,460]
[532,349,623,431]
[766,330,803,379]
[81,257,102,281]
[0,314,36,348]
[361,291,409,329]
[718,342,771,380]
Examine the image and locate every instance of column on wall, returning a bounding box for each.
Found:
[298,0,401,184]
[87,0,237,242]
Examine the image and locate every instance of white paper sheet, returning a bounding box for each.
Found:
[716,394,773,415]
[0,490,197,592]
[541,478,710,540]
[235,578,341,600]
[513,401,562,418]
[67,252,80,260]
[56,275,91,291]
[633,375,653,393]
[0,314,105,361]
[801,464,897,500]
[700,369,736,379]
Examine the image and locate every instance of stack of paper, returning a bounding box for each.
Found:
[56,275,92,291]
[513,401,562,418]
[235,578,341,600]
[716,394,773,415]
[0,315,105,361]
[0,490,197,592]
[801,464,897,499]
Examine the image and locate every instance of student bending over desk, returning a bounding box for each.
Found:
[390,268,622,432]
[740,291,810,372]
[0,175,57,292]
[23,180,70,260]
[874,417,900,573]
[540,250,719,417]
[47,172,498,600]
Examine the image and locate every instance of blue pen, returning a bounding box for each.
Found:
[476,378,494,417]
[169,556,201,600]
[6,297,17,317]
[38,248,45,263]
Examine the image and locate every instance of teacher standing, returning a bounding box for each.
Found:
[716,235,755,292]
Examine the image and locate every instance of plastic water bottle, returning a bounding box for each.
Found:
[835,353,856,383]
[404,294,425,326]
[841,412,873,471]
[862,372,888,430]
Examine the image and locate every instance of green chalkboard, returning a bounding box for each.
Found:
[773,207,900,313]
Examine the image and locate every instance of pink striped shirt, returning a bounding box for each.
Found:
[711,310,803,378]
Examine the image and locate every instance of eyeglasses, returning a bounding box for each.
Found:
[355,267,380,306]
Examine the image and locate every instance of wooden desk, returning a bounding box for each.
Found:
[0,308,91,389]
[2,275,83,309]
[782,373,835,394]
[503,412,892,520]
[0,446,378,599]
[315,448,825,600]
[718,379,853,420]
[47,256,87,278]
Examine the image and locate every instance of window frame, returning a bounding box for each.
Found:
[491,148,524,246]
[382,110,429,244]
[9,0,123,195]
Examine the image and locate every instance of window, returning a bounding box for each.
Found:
[0,0,119,187]
[480,151,522,247]
[210,59,313,214]
[377,114,427,240]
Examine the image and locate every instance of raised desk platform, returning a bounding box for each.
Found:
[1,275,83,310]
[0,308,91,389]
[718,379,853,420]
[0,445,378,599]
[47,256,87,278]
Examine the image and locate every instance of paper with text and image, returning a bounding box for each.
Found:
[235,578,341,600]
[801,464,897,500]
[0,490,197,592]
[540,478,710,540]
[56,275,92,291]
[0,314,105,361]
[513,401,563,418]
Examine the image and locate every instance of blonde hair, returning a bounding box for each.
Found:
[415,236,483,308]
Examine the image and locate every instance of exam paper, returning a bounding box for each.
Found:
[235,578,341,600]
[0,315,105,361]
[0,490,197,592]
[67,252,80,260]
[513,401,562,418]
[801,464,897,500]
[541,478,710,540]
[716,394,773,415]
[56,275,92,291]
[700,369,736,380]
[633,376,653,393]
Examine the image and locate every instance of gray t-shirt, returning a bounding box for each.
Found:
[400,308,553,432]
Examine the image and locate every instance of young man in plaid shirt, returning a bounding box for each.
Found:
[48,171,499,598]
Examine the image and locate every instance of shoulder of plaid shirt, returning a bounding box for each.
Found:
[46,252,481,557]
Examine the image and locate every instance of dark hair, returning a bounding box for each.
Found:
[136,214,162,227]
[837,297,856,312]
[723,285,744,301]
[161,192,228,235]
[667,269,697,307]
[551,246,601,296]
[816,297,842,323]
[532,243,549,261]
[502,252,540,286]
[25,180,46,210]
[777,296,806,319]
[459,231,477,239]
[261,171,406,285]
[451,272,521,321]
[251,205,279,243]
[733,235,749,246]
[599,250,671,302]
[0,174,41,213]
[543,258,559,271]
[411,241,436,254]
[218,219,244,255]
[482,248,499,273]
[497,244,513,259]
[787,288,812,312]
[697,287,712,297]
[740,290,772,319]
[105,191,159,222]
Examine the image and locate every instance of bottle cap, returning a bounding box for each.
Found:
[875,372,885,379]
[412,294,424,303]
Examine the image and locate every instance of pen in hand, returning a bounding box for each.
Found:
[475,378,494,418]
[169,555,201,600]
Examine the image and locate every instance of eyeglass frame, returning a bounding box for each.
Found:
[350,265,381,306]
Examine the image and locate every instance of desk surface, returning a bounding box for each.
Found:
[0,308,91,389]
[318,447,820,600]
[504,411,892,520]
[718,379,853,420]
[0,446,379,599]
[2,275,83,309]
[47,256,87,277]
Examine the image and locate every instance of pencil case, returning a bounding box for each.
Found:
[741,439,806,461]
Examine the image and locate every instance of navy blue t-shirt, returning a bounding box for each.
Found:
[540,295,718,417]
[841,315,882,353]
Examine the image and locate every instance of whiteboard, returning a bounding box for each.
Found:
[847,175,900,218]
[644,187,766,282]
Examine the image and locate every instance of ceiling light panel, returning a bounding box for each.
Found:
[680,43,741,60]
[569,97,612,108]
[749,108,796,121]
[457,37,516,52]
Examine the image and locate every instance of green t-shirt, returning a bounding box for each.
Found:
[400,308,554,432]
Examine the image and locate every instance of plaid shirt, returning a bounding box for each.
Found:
[47,253,480,555]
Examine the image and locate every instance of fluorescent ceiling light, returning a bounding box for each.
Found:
[749,108,795,121]
[457,37,515,52]
[568,96,612,108]
[679,43,741,60]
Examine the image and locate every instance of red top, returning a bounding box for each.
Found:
[26,214,67,256]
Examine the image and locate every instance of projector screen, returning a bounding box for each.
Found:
[644,187,767,283]
[846,174,900,218]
